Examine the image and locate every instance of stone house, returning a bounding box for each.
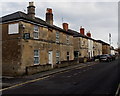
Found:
[86,31,94,59]
[96,40,110,55]
[69,27,90,62]
[1,2,112,76]
[93,40,102,56]
[1,2,74,76]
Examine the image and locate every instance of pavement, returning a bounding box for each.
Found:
[1,61,98,89]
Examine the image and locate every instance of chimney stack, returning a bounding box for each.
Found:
[27,2,35,19]
[63,23,68,31]
[80,26,85,35]
[86,31,91,37]
[46,8,53,25]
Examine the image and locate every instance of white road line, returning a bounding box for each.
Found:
[73,73,78,75]
[115,83,120,96]
[67,75,71,77]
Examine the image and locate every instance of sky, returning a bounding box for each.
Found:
[0,0,119,48]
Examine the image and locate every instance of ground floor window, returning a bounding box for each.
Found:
[74,51,79,58]
[34,50,39,65]
[56,51,60,64]
[67,52,69,61]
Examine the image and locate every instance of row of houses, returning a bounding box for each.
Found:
[1,2,111,76]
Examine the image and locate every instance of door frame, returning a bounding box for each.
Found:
[48,51,53,68]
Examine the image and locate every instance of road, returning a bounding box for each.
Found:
[2,59,120,95]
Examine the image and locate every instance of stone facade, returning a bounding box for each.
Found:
[102,44,111,54]
[73,37,88,58]
[1,2,111,76]
[93,40,102,56]
[2,20,74,76]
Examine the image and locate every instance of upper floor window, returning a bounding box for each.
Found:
[56,32,59,43]
[8,23,19,34]
[33,25,39,39]
[66,35,69,44]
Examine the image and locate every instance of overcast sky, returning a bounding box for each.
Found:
[0,0,119,48]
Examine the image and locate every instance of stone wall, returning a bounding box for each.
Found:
[26,64,52,75]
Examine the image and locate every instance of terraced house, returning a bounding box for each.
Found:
[1,2,74,76]
[69,27,90,62]
[96,40,110,54]
[1,2,111,76]
[93,40,102,56]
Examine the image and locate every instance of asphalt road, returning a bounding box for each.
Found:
[2,59,120,95]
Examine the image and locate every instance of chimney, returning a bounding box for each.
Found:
[80,26,85,35]
[27,2,35,19]
[86,31,91,37]
[46,8,53,25]
[63,23,68,31]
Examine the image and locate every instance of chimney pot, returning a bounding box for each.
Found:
[86,31,91,37]
[46,8,52,13]
[63,23,68,31]
[29,2,34,6]
[80,26,85,35]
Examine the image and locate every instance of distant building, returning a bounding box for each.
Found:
[97,40,110,54]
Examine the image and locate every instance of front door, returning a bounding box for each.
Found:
[48,51,53,68]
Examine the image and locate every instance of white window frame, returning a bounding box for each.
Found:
[56,31,59,43]
[8,23,19,34]
[33,25,39,39]
[34,50,39,65]
[56,51,60,64]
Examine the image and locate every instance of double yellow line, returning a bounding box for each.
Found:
[0,62,97,92]
[0,75,50,92]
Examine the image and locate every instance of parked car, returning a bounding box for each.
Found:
[99,54,112,62]
[92,55,101,61]
[109,54,116,60]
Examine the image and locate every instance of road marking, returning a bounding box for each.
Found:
[78,72,81,73]
[1,62,98,92]
[0,76,50,92]
[67,75,71,77]
[90,67,93,69]
[73,73,78,75]
[115,83,120,96]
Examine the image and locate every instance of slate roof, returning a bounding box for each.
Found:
[68,29,95,40]
[96,40,110,45]
[0,11,110,45]
[0,11,74,35]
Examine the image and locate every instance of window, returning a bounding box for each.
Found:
[56,51,60,64]
[66,35,69,44]
[33,25,39,39]
[56,32,59,43]
[8,23,19,34]
[23,33,30,39]
[74,51,79,58]
[67,52,69,61]
[34,50,39,65]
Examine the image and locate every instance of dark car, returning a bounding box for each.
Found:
[92,55,101,61]
[99,54,112,62]
[109,54,116,60]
